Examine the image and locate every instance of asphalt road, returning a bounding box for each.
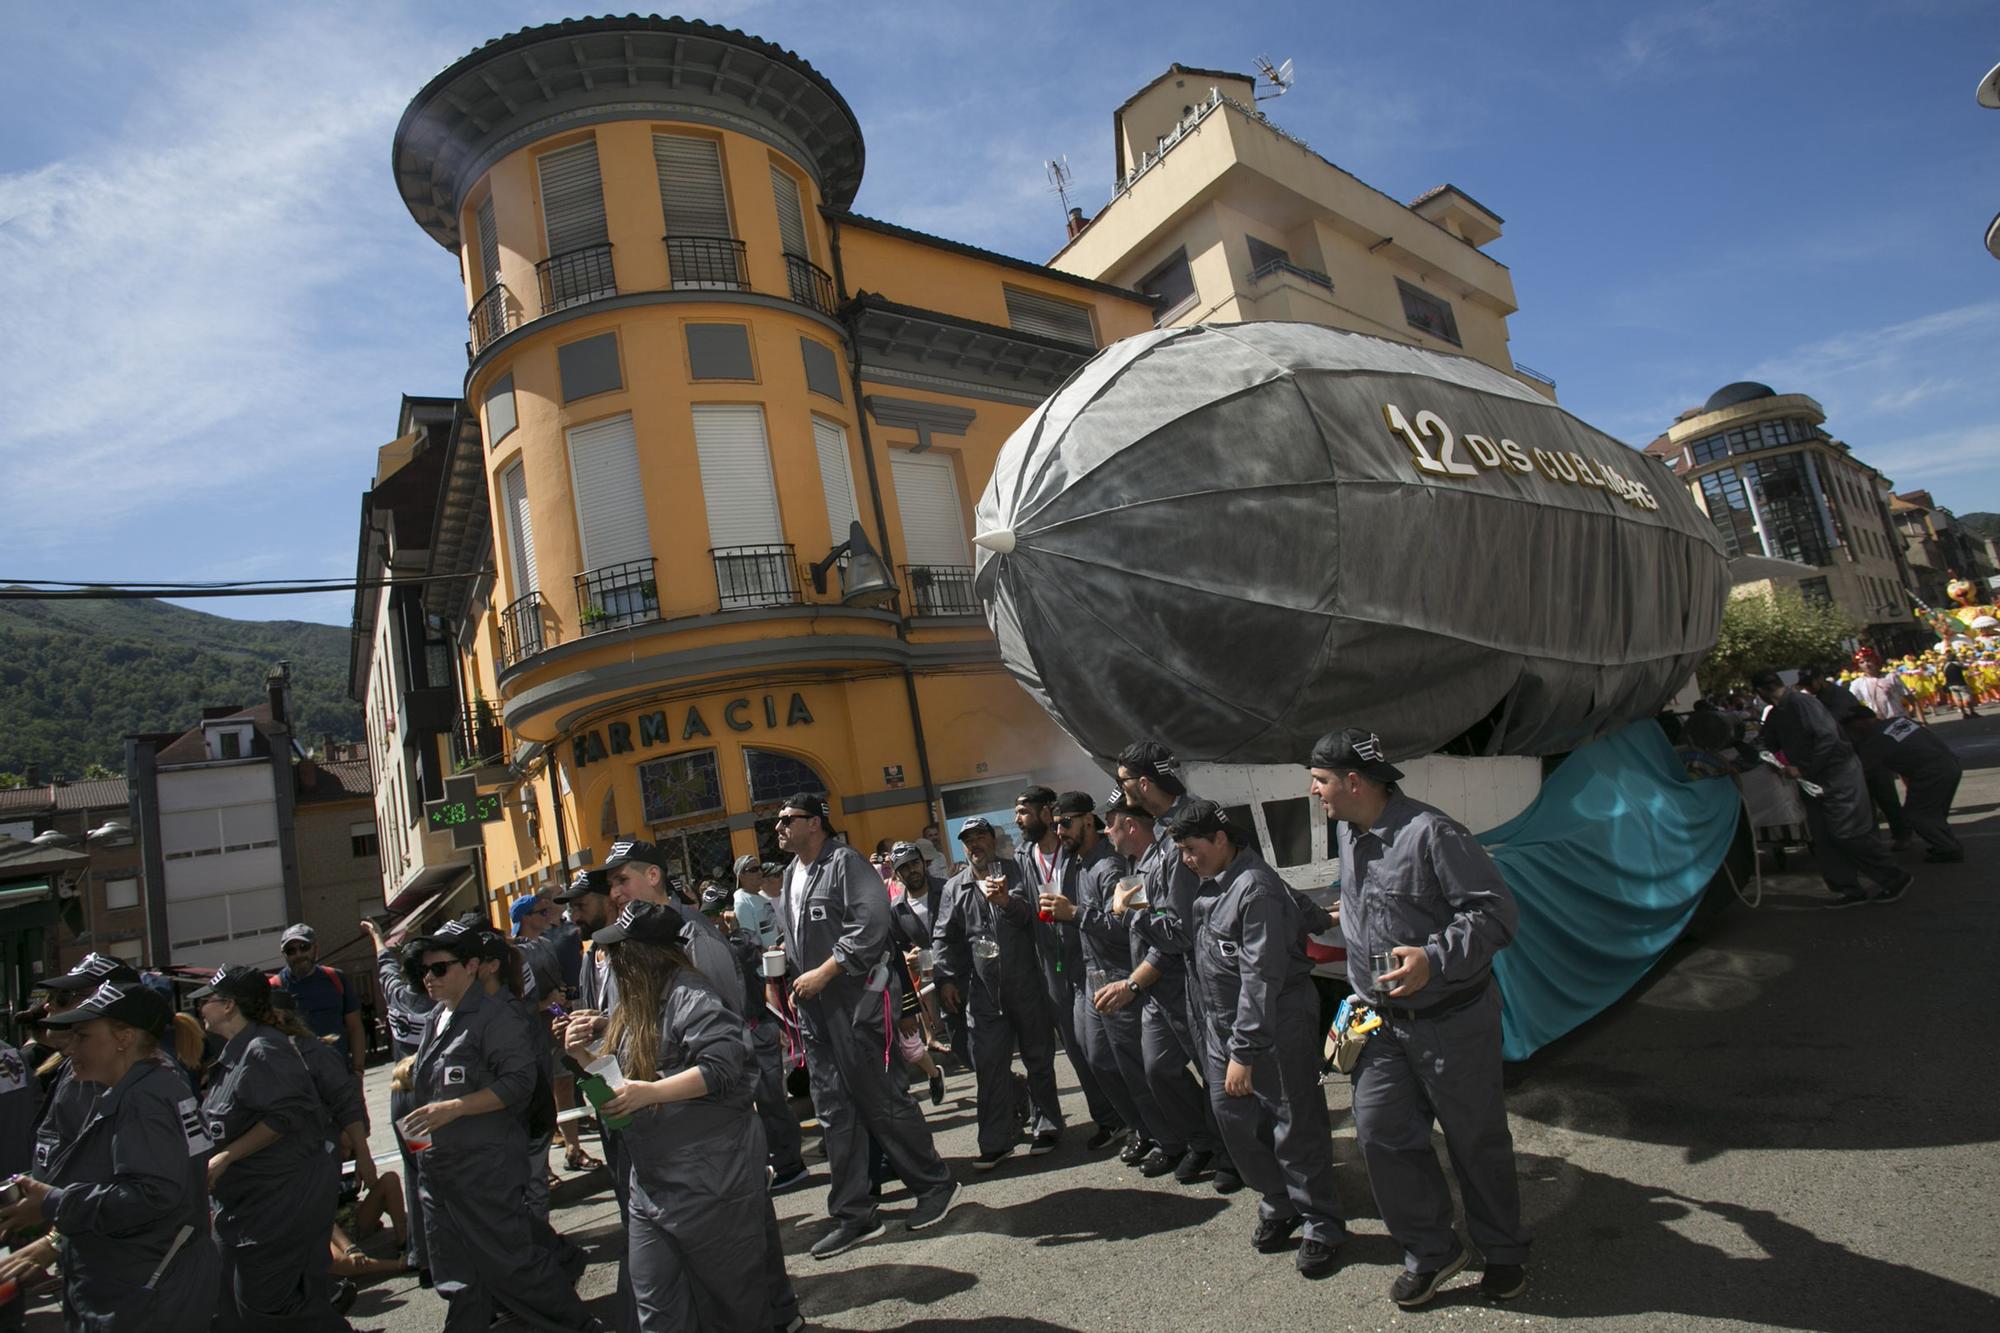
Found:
[32,714,2000,1330]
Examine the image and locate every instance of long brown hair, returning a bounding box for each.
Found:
[602,938,700,1082]
[171,1012,206,1073]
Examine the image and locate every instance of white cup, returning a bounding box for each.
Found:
[586,1053,627,1091]
[761,948,788,978]
[971,936,1000,961]
[915,947,936,973]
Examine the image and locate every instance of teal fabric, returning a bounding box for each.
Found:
[1481,721,1741,1061]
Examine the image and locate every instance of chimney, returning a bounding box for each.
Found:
[23,762,40,787]
[1066,207,1088,239]
[321,732,335,760]
[266,661,292,734]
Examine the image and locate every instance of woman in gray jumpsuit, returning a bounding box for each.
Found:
[0,979,217,1332]
[400,920,602,1333]
[194,964,348,1332]
[570,901,783,1332]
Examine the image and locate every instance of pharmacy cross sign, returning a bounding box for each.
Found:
[424,775,505,850]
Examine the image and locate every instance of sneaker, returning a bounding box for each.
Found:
[332,1278,358,1316]
[906,1181,962,1231]
[972,1146,1014,1171]
[1390,1246,1470,1308]
[1138,1146,1184,1178]
[1173,1149,1213,1184]
[1252,1214,1303,1253]
[1029,1128,1060,1155]
[1875,872,1914,902]
[1480,1263,1527,1300]
[1924,849,1965,863]
[1213,1166,1244,1195]
[809,1219,885,1260]
[1890,834,1915,851]
[1119,1135,1155,1166]
[1295,1236,1341,1278]
[1085,1123,1124,1150]
[929,1069,946,1106]
[770,1165,811,1194]
[1823,888,1874,909]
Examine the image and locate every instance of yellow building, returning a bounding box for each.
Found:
[1049,65,1556,399]
[385,17,1155,902]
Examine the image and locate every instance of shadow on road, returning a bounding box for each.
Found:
[938,1185,1227,1246]
[790,1261,979,1319]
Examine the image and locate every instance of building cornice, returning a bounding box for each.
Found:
[1666,393,1826,445]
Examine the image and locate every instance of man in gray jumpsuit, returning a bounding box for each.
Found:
[777,793,959,1258]
[1753,670,1915,906]
[1167,800,1346,1279]
[935,818,1065,1167]
[1842,709,1964,862]
[1312,727,1530,1307]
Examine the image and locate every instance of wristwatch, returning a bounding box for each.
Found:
[1124,979,1143,997]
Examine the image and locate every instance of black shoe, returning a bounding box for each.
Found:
[416,1268,433,1290]
[1823,888,1874,909]
[1296,1236,1341,1278]
[1924,849,1964,863]
[907,1181,962,1230]
[1119,1135,1155,1166]
[1481,1263,1527,1300]
[332,1278,358,1316]
[1085,1123,1124,1150]
[1890,834,1915,851]
[1390,1246,1470,1308]
[1138,1146,1183,1178]
[775,1316,807,1333]
[1213,1166,1244,1195]
[972,1146,1014,1171]
[1252,1214,1304,1253]
[1876,872,1914,902]
[929,1069,946,1106]
[810,1219,885,1260]
[770,1164,810,1193]
[1029,1128,1060,1155]
[1173,1149,1213,1184]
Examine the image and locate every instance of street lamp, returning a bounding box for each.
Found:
[29,830,75,848]
[809,521,899,608]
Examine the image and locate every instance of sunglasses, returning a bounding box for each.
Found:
[420,960,463,979]
[282,944,312,955]
[775,814,811,825]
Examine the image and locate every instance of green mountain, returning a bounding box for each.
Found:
[1958,511,2000,544]
[0,596,360,778]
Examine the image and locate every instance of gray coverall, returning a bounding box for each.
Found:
[1764,689,1907,894]
[891,879,966,1067]
[202,1024,347,1332]
[1339,793,1530,1274]
[509,988,586,1280]
[1066,839,1159,1145]
[1814,681,1910,839]
[1854,718,1963,857]
[1020,840,1119,1131]
[622,970,778,1332]
[781,840,953,1225]
[1192,848,1346,1245]
[375,946,435,1271]
[408,987,594,1333]
[37,1056,217,1331]
[0,1040,37,1179]
[934,858,1064,1152]
[1126,817,1225,1158]
[719,926,807,1177]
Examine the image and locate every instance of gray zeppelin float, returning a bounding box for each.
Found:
[970,321,1731,772]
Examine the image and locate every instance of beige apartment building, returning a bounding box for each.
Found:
[1644,382,1917,645]
[1051,65,1556,398]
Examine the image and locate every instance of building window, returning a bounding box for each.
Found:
[103,874,140,910]
[350,823,379,858]
[686,324,756,381]
[557,332,623,402]
[1003,287,1097,347]
[1799,577,1832,605]
[218,731,242,760]
[745,748,828,807]
[484,373,518,448]
[1396,279,1460,345]
[638,751,724,825]
[1246,235,1289,273]
[1138,248,1196,322]
[800,337,844,401]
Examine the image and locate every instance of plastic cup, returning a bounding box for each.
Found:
[1115,874,1147,908]
[761,948,788,978]
[398,1114,432,1154]
[915,948,936,972]
[971,936,1000,961]
[587,1054,627,1090]
[1370,950,1398,992]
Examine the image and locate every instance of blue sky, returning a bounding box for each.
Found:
[3,0,1996,627]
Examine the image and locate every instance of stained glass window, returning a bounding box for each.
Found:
[638,750,723,825]
[745,749,827,807]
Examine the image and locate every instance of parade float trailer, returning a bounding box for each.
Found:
[971,322,1743,1059]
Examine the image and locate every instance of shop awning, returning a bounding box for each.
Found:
[0,882,53,909]
[385,868,477,942]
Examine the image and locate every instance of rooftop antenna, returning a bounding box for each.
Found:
[1255,55,1294,101]
[1045,156,1076,220]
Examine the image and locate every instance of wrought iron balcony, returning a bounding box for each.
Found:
[665,235,748,291]
[1512,361,1557,388]
[785,253,837,316]
[536,243,617,314]
[500,591,549,669]
[468,282,519,355]
[575,559,661,635]
[904,564,981,617]
[1248,257,1333,291]
[712,544,801,611]
[451,700,508,771]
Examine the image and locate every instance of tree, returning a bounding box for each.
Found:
[1698,586,1861,696]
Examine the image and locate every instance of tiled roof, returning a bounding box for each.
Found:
[0,780,132,815]
[1409,183,1504,225]
[297,758,375,803]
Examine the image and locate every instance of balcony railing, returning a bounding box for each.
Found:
[575,559,660,635]
[712,544,801,611]
[468,282,519,355]
[1512,361,1557,388]
[665,235,748,291]
[537,243,617,314]
[451,701,508,771]
[904,564,981,617]
[500,591,548,669]
[1248,257,1333,291]
[785,253,837,315]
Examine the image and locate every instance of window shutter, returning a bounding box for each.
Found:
[502,461,539,594]
[1003,287,1097,347]
[770,165,809,259]
[537,141,609,255]
[890,451,971,566]
[475,195,501,291]
[692,405,783,545]
[813,416,859,543]
[654,135,733,237]
[567,414,651,571]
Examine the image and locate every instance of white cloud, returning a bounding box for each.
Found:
[1613,2,1780,73]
